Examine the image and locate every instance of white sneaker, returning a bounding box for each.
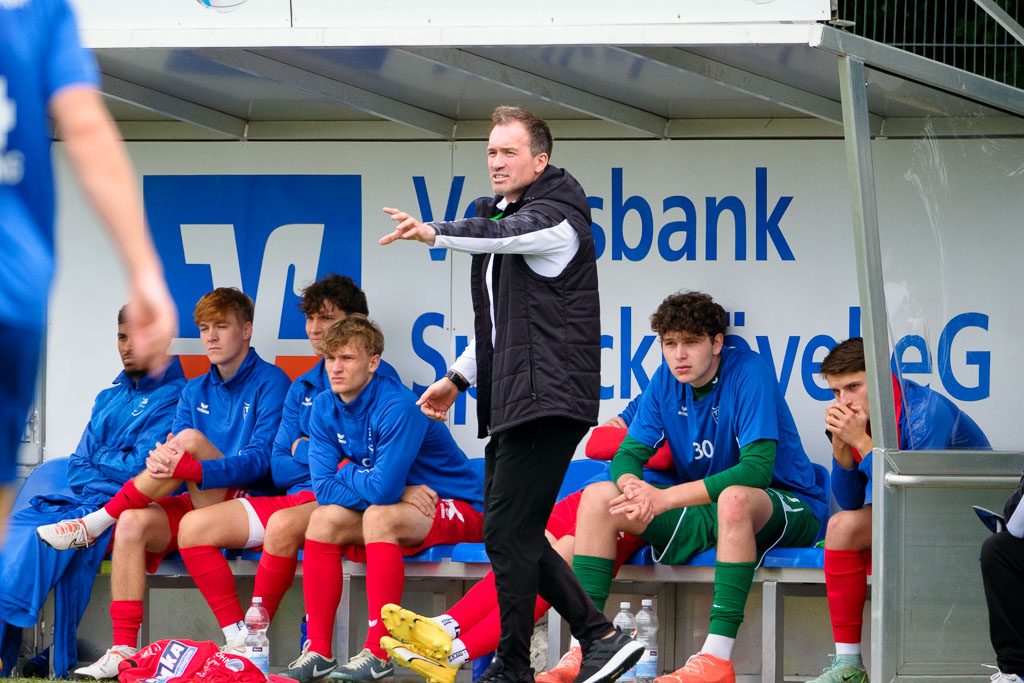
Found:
[222,630,248,654]
[37,518,96,550]
[74,645,138,680]
[990,671,1022,682]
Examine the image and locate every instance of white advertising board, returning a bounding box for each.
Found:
[68,0,829,32]
[69,0,291,31]
[291,0,831,28]
[48,137,1024,466]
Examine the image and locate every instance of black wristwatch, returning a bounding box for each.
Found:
[445,369,469,393]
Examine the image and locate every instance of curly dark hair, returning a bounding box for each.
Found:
[299,274,369,317]
[819,337,865,377]
[650,291,727,339]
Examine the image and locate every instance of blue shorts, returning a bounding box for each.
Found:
[0,323,42,484]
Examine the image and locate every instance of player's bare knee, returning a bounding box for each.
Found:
[176,510,209,547]
[306,504,357,542]
[825,508,870,548]
[579,481,619,515]
[716,486,757,528]
[265,508,308,544]
[115,508,153,545]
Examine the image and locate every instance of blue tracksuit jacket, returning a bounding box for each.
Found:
[308,374,483,510]
[271,358,399,494]
[832,378,991,510]
[173,348,290,492]
[0,358,185,676]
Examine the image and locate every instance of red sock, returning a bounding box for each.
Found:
[364,543,404,658]
[459,594,550,660]
[180,545,243,628]
[104,480,154,519]
[172,451,204,482]
[448,570,497,629]
[110,600,145,648]
[255,551,299,622]
[824,548,871,645]
[304,540,343,658]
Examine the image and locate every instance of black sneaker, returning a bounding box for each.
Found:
[475,657,532,683]
[572,629,644,683]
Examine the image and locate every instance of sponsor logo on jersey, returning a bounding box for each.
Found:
[198,402,210,415]
[131,397,150,417]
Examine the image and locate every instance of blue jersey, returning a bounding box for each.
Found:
[0,0,98,330]
[628,345,827,521]
[173,348,290,491]
[270,358,399,494]
[832,378,991,510]
[308,374,483,511]
[66,357,187,503]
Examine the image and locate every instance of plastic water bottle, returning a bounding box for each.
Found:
[612,602,637,683]
[635,599,659,683]
[244,597,271,674]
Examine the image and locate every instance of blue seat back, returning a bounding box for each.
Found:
[12,457,73,515]
[556,459,610,502]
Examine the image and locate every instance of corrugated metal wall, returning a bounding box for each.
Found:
[838,0,1023,87]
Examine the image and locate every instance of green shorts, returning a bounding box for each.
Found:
[638,488,821,566]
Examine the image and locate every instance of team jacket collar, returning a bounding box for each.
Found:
[112,355,186,391]
[333,372,381,415]
[209,347,259,387]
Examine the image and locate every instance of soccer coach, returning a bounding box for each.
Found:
[380,106,641,683]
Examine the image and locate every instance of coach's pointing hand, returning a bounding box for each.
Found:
[380,208,437,246]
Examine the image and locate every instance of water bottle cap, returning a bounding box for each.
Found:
[253,597,263,604]
[619,601,631,609]
[641,599,653,607]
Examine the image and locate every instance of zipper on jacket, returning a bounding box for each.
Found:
[527,345,537,400]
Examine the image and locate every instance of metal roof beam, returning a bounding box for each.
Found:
[618,46,882,133]
[400,47,668,138]
[100,74,247,138]
[816,25,1024,120]
[973,0,1024,48]
[193,49,455,138]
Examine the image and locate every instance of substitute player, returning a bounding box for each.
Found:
[568,291,827,683]
[277,316,483,683]
[37,288,290,679]
[176,275,398,649]
[809,337,990,683]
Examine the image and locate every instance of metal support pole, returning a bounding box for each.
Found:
[838,55,899,683]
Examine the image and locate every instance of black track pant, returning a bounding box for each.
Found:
[981,530,1024,675]
[484,416,611,681]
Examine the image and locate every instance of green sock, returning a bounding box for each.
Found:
[709,561,757,638]
[572,555,615,611]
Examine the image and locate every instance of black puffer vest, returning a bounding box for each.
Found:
[470,164,601,437]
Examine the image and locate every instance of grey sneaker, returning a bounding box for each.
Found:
[74,645,138,680]
[807,654,868,683]
[278,642,337,682]
[329,648,394,682]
